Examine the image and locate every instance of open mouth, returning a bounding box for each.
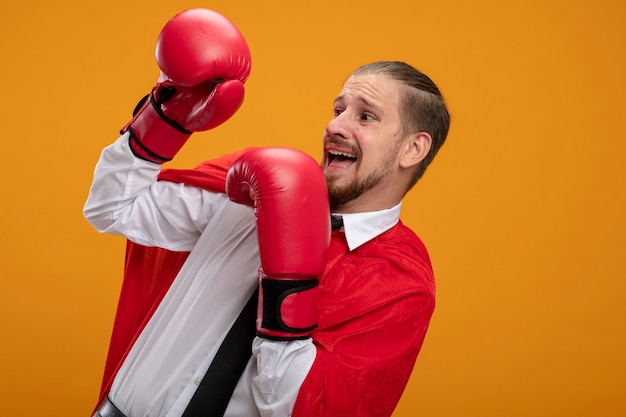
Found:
[327,149,358,169]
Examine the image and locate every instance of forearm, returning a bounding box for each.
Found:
[251,338,316,417]
[83,133,221,250]
[83,132,161,233]
[224,148,329,416]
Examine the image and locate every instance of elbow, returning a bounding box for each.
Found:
[83,201,115,233]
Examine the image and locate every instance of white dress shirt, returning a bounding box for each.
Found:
[84,133,402,417]
[84,134,315,417]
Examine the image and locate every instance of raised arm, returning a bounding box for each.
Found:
[83,9,251,249]
[226,147,331,415]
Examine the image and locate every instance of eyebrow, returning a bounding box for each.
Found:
[334,94,384,115]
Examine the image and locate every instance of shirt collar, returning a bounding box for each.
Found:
[332,202,402,251]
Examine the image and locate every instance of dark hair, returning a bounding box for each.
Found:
[352,61,450,188]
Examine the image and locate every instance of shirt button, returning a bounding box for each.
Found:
[195,377,202,385]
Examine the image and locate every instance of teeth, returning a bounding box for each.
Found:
[329,150,355,158]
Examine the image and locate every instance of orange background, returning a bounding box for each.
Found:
[1,0,624,416]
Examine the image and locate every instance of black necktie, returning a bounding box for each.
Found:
[331,215,344,231]
[182,289,258,417]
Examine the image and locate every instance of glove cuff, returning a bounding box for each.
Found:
[122,94,192,164]
[257,275,319,341]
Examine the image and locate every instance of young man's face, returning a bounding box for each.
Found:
[322,72,407,212]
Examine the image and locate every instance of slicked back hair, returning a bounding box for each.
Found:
[352,61,450,190]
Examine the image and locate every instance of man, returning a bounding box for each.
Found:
[84,9,450,417]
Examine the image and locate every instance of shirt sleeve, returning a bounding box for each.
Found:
[83,133,226,251]
[250,337,317,417]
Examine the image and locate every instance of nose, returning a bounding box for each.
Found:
[325,111,349,139]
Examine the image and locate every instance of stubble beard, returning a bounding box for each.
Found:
[324,135,403,211]
[325,156,395,211]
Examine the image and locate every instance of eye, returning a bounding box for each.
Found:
[360,113,376,121]
[334,108,344,117]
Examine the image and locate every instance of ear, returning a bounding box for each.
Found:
[399,131,432,169]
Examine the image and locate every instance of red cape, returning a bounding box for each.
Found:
[292,226,435,417]
[95,148,434,417]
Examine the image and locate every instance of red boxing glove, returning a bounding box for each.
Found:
[226,148,331,340]
[123,9,251,163]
